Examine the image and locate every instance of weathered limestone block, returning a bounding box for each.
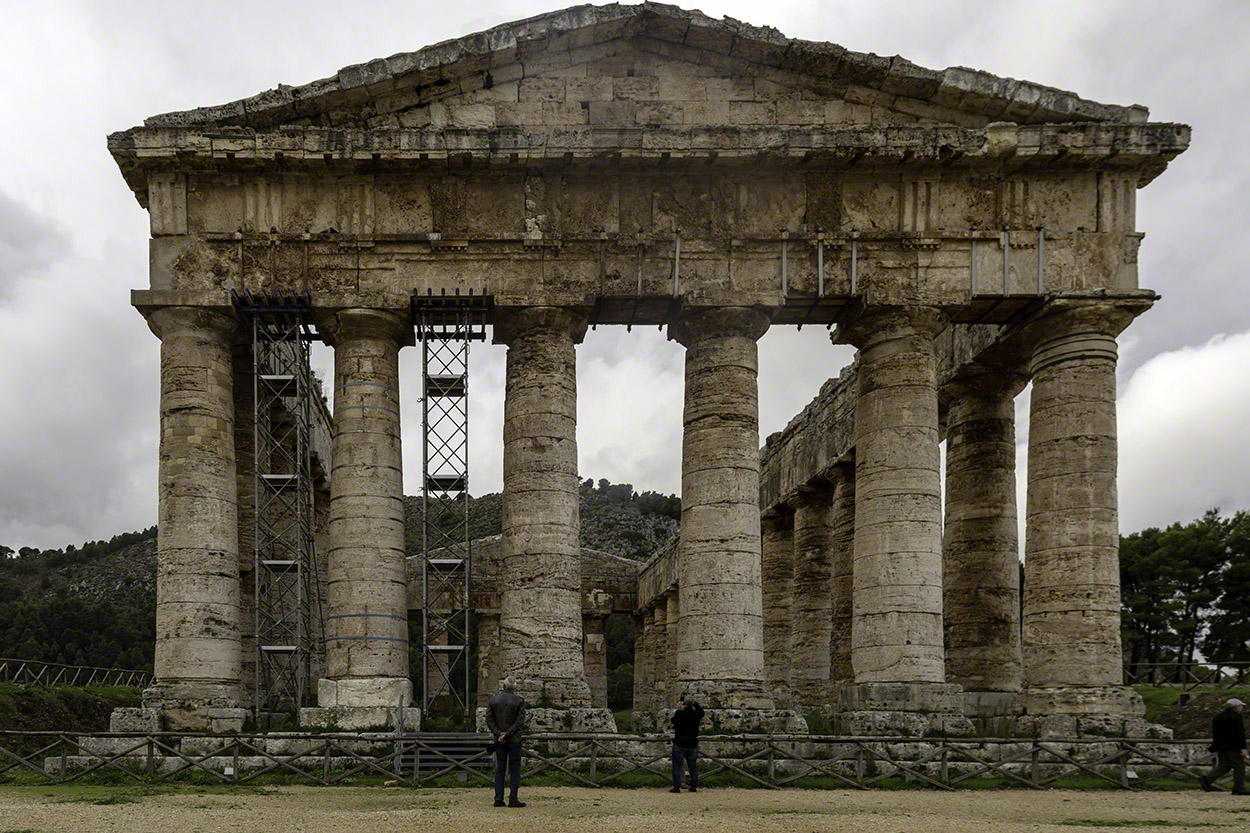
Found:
[109,707,162,734]
[313,308,411,715]
[760,509,794,709]
[1021,299,1151,719]
[828,465,856,690]
[790,486,835,710]
[942,369,1027,707]
[143,306,244,730]
[669,307,774,710]
[495,306,611,729]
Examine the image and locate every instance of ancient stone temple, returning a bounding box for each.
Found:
[108,3,1187,735]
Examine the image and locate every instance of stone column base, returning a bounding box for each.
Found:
[476,706,617,734]
[1016,686,1168,738]
[632,708,807,735]
[962,690,1024,718]
[674,680,778,711]
[1024,686,1145,717]
[299,706,421,731]
[299,677,419,731]
[838,683,975,737]
[142,682,246,732]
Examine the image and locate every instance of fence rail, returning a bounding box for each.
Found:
[0,658,152,689]
[0,731,1229,792]
[1124,661,1250,690]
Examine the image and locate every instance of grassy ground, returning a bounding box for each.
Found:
[1135,687,1250,738]
[2,783,1246,833]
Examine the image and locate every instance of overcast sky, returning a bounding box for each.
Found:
[1,0,1248,550]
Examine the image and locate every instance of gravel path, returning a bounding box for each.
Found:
[1,784,1245,832]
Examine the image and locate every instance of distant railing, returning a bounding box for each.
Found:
[0,731,1228,791]
[1124,661,1250,690]
[0,658,152,689]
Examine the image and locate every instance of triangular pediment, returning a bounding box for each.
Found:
[141,2,1148,132]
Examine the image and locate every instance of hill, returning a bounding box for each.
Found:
[0,478,677,674]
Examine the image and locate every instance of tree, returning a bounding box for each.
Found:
[1203,510,1250,662]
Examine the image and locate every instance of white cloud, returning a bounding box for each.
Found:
[1117,330,1250,531]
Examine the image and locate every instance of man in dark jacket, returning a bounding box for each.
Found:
[670,694,705,793]
[1200,697,1247,794]
[486,676,526,807]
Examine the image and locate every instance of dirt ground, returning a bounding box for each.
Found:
[2,785,1248,833]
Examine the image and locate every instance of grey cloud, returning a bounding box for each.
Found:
[0,191,68,297]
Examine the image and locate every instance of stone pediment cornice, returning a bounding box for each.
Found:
[133,3,1152,132]
[108,122,1189,205]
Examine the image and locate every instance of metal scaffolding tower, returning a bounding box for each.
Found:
[414,291,488,717]
[235,290,326,729]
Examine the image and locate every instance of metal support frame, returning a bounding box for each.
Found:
[235,290,326,730]
[414,291,488,717]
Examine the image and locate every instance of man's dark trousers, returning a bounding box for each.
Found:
[672,744,698,789]
[1206,750,1246,792]
[494,742,522,804]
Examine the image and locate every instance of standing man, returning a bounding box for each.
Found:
[1200,697,1248,795]
[669,694,705,793]
[486,676,526,807]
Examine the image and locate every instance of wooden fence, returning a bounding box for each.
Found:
[0,731,1229,791]
[0,658,152,689]
[1123,661,1250,691]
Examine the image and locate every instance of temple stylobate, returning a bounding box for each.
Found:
[108,2,1188,737]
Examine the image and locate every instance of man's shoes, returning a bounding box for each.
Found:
[1232,789,1250,795]
[508,800,526,808]
[494,800,505,807]
[1199,775,1214,792]
[689,786,697,792]
[669,787,681,793]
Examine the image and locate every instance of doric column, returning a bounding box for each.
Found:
[1021,300,1150,720]
[633,608,655,714]
[583,614,608,709]
[494,306,595,711]
[651,600,668,707]
[943,370,1027,708]
[231,341,257,701]
[834,306,969,733]
[144,306,245,730]
[761,509,795,709]
[664,591,680,708]
[316,308,412,716]
[790,485,835,711]
[828,464,856,690]
[669,307,775,712]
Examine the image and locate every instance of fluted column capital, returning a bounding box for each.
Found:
[668,306,770,347]
[493,306,589,346]
[832,305,947,352]
[1018,296,1153,374]
[315,308,411,347]
[146,306,239,343]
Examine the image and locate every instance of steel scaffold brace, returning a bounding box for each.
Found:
[414,291,488,718]
[233,290,327,730]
